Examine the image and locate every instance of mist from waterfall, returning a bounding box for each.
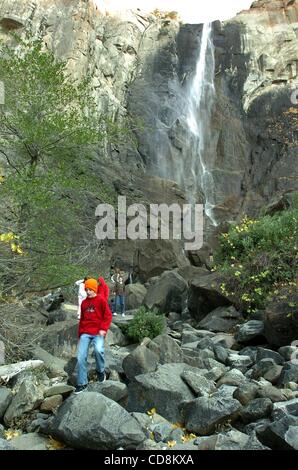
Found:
[149,22,217,227]
[185,22,217,226]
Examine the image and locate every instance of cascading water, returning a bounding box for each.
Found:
[185,22,217,227]
[148,22,217,229]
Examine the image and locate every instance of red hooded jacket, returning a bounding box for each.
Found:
[78,295,112,337]
[97,276,109,301]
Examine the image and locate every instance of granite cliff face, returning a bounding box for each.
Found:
[0,0,297,276]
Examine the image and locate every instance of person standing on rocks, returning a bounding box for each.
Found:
[75,277,88,319]
[75,278,112,394]
[111,267,126,317]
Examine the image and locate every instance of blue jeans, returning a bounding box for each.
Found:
[77,334,105,386]
[114,294,125,314]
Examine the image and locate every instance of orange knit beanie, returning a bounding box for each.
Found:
[85,278,98,293]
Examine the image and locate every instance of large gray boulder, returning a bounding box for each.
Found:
[106,323,128,347]
[196,430,250,450]
[235,321,265,344]
[0,438,15,450]
[127,363,196,422]
[181,395,242,435]
[198,306,243,333]
[38,289,64,312]
[38,319,78,358]
[125,284,147,310]
[10,433,49,450]
[264,290,298,347]
[181,369,216,397]
[144,270,188,314]
[4,379,44,425]
[122,344,159,380]
[0,387,12,420]
[31,346,67,378]
[240,398,273,424]
[256,415,298,450]
[50,392,146,449]
[87,381,128,405]
[147,334,184,364]
[188,272,231,321]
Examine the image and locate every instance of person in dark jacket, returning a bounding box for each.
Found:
[111,267,126,317]
[75,278,112,393]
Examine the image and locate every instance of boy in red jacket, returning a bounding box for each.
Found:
[75,278,112,394]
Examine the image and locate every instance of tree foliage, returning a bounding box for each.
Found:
[0,34,124,295]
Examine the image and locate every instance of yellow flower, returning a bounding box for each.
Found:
[167,440,176,448]
[4,429,22,440]
[47,436,66,450]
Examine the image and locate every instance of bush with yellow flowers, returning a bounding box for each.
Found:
[214,196,298,313]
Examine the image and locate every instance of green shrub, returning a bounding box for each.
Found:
[214,201,298,313]
[126,307,166,343]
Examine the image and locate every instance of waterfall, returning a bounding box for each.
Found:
[185,22,217,227]
[148,22,217,228]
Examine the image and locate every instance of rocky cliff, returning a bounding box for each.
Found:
[0,0,297,277]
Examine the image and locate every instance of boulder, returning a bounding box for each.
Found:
[40,395,63,412]
[50,392,146,449]
[233,383,259,406]
[264,290,298,347]
[256,385,288,403]
[122,345,159,380]
[235,321,265,344]
[240,398,273,424]
[0,360,44,383]
[125,284,147,310]
[181,395,242,435]
[38,320,78,358]
[0,438,16,450]
[181,369,216,396]
[188,272,231,321]
[272,399,298,421]
[198,306,243,333]
[0,387,12,420]
[31,346,67,378]
[144,270,188,314]
[278,363,298,387]
[197,429,250,450]
[147,334,184,364]
[4,379,44,425]
[38,289,64,312]
[127,363,195,422]
[44,384,74,398]
[106,323,128,347]
[87,381,128,405]
[217,369,247,388]
[255,347,284,365]
[278,345,298,362]
[10,433,49,451]
[257,415,298,450]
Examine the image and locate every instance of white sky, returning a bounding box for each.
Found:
[94,0,253,23]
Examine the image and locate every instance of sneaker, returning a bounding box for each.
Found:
[121,313,126,317]
[113,312,118,316]
[74,384,87,394]
[98,371,106,383]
